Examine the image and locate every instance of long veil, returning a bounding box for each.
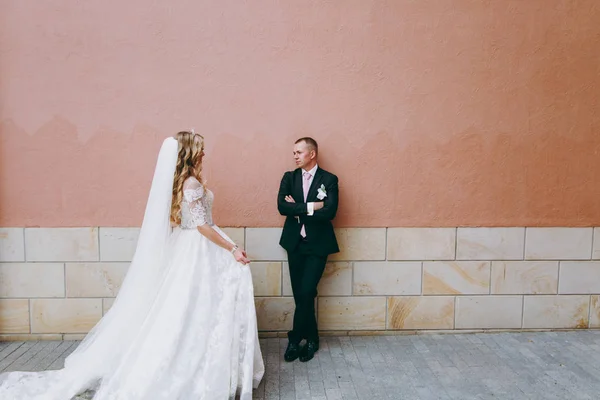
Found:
[0,137,179,399]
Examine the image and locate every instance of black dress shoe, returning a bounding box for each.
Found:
[299,340,319,362]
[284,341,301,362]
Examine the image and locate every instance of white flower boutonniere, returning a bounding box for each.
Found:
[316,184,327,200]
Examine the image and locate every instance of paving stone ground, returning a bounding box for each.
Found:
[2,331,600,399]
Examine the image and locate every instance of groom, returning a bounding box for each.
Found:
[277,137,339,362]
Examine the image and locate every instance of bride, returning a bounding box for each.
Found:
[0,131,265,399]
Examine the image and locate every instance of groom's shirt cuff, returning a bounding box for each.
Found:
[306,202,314,216]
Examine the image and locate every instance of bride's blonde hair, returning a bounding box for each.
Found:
[170,131,206,225]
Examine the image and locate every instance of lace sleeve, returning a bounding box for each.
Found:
[183,178,208,227]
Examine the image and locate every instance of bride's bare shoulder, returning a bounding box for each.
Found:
[182,176,203,190]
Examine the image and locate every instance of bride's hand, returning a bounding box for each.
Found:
[285,195,295,203]
[233,249,250,265]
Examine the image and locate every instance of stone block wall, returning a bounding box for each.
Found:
[1,227,600,340]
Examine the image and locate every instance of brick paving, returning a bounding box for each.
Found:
[2,331,600,399]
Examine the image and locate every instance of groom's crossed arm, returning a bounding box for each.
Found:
[277,172,339,222]
[310,175,338,222]
[277,171,308,217]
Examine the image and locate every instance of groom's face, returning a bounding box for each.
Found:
[293,141,315,170]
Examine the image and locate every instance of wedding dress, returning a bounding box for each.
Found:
[0,137,265,399]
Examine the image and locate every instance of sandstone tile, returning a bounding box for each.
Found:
[525,228,592,260]
[246,228,286,261]
[103,298,115,315]
[593,228,600,260]
[282,262,292,296]
[26,228,99,262]
[254,297,295,331]
[99,227,140,262]
[66,263,129,297]
[423,261,490,295]
[249,262,282,296]
[523,295,590,329]
[558,261,600,294]
[0,299,29,334]
[387,296,454,330]
[31,298,102,334]
[353,262,421,295]
[387,228,455,260]
[319,262,353,296]
[0,263,65,297]
[318,297,386,330]
[590,295,600,328]
[455,296,522,329]
[0,228,25,262]
[457,228,524,260]
[329,228,386,261]
[491,261,558,294]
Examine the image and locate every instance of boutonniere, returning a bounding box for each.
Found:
[317,184,327,200]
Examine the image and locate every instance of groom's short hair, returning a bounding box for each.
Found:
[295,137,318,155]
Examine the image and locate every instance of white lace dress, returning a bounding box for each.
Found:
[0,176,264,400]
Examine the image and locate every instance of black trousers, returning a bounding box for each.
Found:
[287,239,327,344]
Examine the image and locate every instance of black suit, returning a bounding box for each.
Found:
[278,167,339,343]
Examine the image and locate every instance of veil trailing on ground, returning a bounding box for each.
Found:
[0,137,179,399]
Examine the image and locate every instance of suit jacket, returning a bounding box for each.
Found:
[277,167,339,256]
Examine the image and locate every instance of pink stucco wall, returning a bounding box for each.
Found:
[1,1,599,227]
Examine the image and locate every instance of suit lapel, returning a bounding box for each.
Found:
[306,168,323,201]
[294,169,304,202]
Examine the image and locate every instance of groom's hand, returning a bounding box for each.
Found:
[285,195,295,203]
